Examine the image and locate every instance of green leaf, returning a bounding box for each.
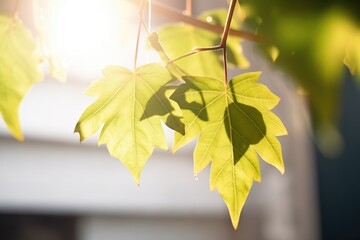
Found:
[0,15,43,141]
[155,9,249,79]
[171,72,287,228]
[141,85,185,135]
[200,9,249,69]
[148,32,185,79]
[75,64,180,184]
[157,24,224,79]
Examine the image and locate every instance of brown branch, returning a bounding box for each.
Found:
[150,1,260,42]
[220,0,237,46]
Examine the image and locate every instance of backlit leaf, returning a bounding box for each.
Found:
[0,14,43,141]
[157,24,223,79]
[156,9,248,79]
[75,64,180,184]
[200,9,250,69]
[171,72,286,228]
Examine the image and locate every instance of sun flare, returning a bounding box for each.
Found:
[39,0,147,78]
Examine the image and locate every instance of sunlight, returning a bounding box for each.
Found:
[40,0,151,79]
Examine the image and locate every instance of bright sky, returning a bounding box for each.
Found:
[40,0,158,80]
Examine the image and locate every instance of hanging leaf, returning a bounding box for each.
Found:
[171,72,287,228]
[75,64,183,184]
[0,14,43,141]
[157,24,224,79]
[199,9,249,69]
[148,32,185,79]
[156,8,249,79]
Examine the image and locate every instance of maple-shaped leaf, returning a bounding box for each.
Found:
[171,72,287,228]
[75,64,183,184]
[0,14,43,141]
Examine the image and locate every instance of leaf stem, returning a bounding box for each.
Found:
[223,46,228,83]
[221,0,237,83]
[134,0,146,71]
[220,0,237,47]
[169,45,222,64]
[148,0,152,32]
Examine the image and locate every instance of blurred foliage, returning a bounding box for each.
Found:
[0,14,43,141]
[239,0,360,152]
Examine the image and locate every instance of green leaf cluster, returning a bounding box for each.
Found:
[6,0,360,230]
[75,7,286,228]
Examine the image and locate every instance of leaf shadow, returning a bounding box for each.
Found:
[225,81,266,164]
[141,85,185,135]
[170,78,209,122]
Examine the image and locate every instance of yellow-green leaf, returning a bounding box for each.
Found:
[200,9,250,69]
[75,64,180,184]
[0,15,43,141]
[171,72,286,228]
[156,9,249,79]
[344,30,360,83]
[157,24,223,79]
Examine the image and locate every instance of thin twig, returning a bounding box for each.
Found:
[220,0,237,47]
[134,0,146,71]
[150,1,260,42]
[141,19,151,36]
[221,0,237,82]
[169,45,222,64]
[148,0,152,32]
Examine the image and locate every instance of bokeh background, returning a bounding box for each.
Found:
[1,0,359,239]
